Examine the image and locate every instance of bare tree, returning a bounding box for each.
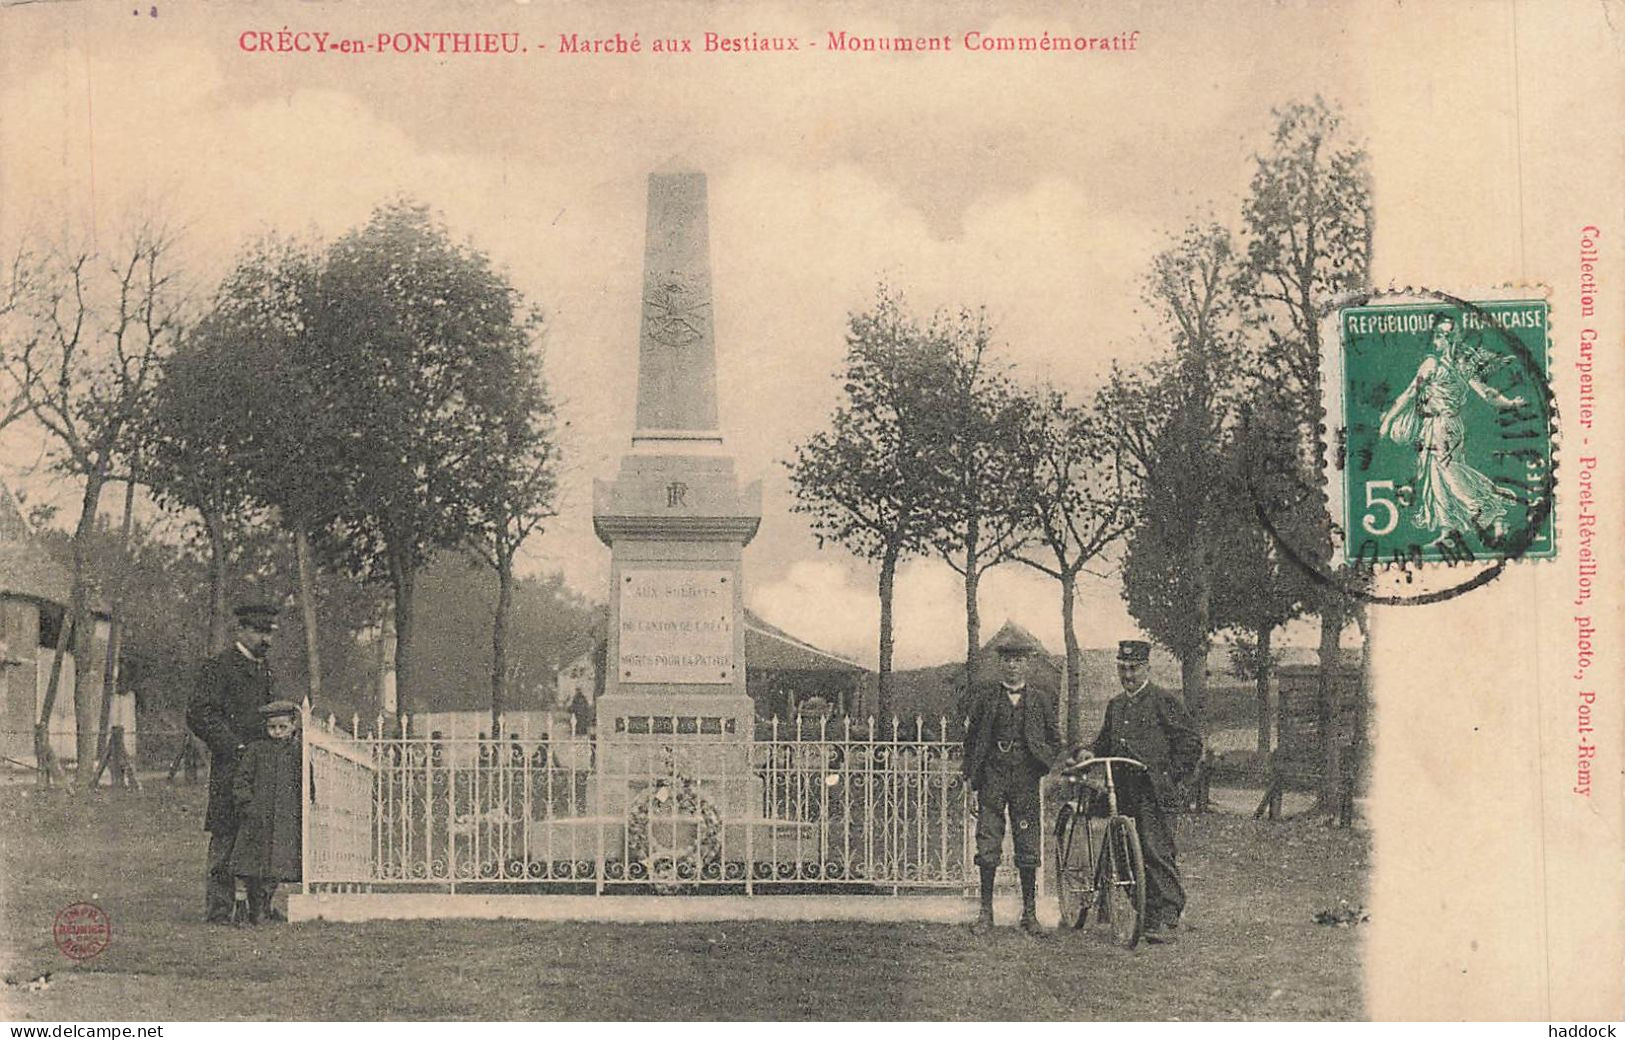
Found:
[0,222,188,782]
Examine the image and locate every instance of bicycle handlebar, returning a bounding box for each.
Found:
[1058,755,1146,776]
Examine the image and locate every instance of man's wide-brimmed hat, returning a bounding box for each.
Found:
[233,602,280,632]
[987,622,1045,657]
[258,699,300,719]
[1116,639,1151,663]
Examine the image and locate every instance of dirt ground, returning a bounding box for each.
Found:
[0,781,1367,1021]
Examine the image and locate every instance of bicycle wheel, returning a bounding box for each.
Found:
[1053,805,1093,929]
[1097,815,1146,948]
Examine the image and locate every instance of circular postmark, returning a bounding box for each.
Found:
[1245,289,1557,606]
[53,902,112,962]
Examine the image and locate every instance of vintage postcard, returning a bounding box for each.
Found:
[0,0,1619,1025]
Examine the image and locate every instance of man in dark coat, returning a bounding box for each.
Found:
[1084,639,1203,944]
[962,624,1064,935]
[231,700,302,924]
[186,602,279,924]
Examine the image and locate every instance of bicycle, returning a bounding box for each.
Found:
[1052,755,1148,948]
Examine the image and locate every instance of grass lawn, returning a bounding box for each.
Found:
[0,780,1367,1021]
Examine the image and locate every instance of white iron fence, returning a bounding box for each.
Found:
[302,713,988,895]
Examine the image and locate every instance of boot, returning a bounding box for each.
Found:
[255,881,284,923]
[1018,866,1044,936]
[971,864,997,934]
[230,879,252,926]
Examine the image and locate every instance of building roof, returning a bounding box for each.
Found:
[743,609,866,674]
[0,483,72,605]
[981,619,1048,657]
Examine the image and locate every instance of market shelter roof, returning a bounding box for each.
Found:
[743,609,866,674]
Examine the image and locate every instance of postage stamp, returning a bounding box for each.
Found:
[1326,292,1556,571]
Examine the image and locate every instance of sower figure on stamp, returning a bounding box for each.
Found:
[186,602,279,925]
[961,625,1064,936]
[1076,639,1202,944]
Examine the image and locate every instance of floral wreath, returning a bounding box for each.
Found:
[624,776,723,889]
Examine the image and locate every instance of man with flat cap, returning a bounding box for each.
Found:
[962,624,1064,935]
[1077,638,1202,943]
[186,602,280,924]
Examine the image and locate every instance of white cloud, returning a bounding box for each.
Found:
[750,553,1137,670]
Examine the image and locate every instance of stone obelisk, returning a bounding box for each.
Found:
[593,171,762,739]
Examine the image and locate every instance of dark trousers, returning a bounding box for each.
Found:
[974,758,1043,869]
[1124,789,1186,926]
[205,829,237,921]
[241,877,280,920]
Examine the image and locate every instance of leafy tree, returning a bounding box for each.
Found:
[786,285,943,721]
[1110,223,1244,728]
[1014,383,1139,741]
[136,235,342,707]
[295,201,544,718]
[408,556,598,722]
[37,511,390,728]
[1237,96,1374,809]
[463,328,558,738]
[0,222,187,780]
[1211,397,1317,752]
[916,307,1033,700]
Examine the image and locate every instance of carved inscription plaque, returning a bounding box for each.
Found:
[618,569,735,684]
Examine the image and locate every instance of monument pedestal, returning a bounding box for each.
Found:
[589,170,765,879]
[592,450,762,867]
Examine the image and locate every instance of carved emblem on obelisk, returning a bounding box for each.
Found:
[642,272,711,349]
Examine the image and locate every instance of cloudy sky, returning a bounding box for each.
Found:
[0,0,1564,667]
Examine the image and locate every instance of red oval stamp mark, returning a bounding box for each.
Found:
[53,902,112,962]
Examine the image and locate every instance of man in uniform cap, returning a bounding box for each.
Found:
[961,624,1064,935]
[1076,638,1202,943]
[186,601,280,924]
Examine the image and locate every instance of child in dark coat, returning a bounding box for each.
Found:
[231,699,303,924]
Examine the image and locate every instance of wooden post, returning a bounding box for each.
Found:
[92,725,139,789]
[167,736,202,783]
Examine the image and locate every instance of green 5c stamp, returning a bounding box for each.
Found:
[1334,295,1555,569]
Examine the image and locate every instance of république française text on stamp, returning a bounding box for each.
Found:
[1326,291,1556,575]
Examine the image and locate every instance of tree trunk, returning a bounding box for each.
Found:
[34,615,72,782]
[390,553,417,723]
[46,471,106,783]
[375,612,394,721]
[93,476,137,773]
[491,551,514,741]
[1255,623,1274,754]
[1182,526,1211,732]
[1316,604,1343,812]
[93,618,124,780]
[1060,569,1082,743]
[1352,604,1371,795]
[962,560,981,704]
[204,511,229,655]
[294,528,322,703]
[876,541,899,725]
[1179,647,1207,731]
